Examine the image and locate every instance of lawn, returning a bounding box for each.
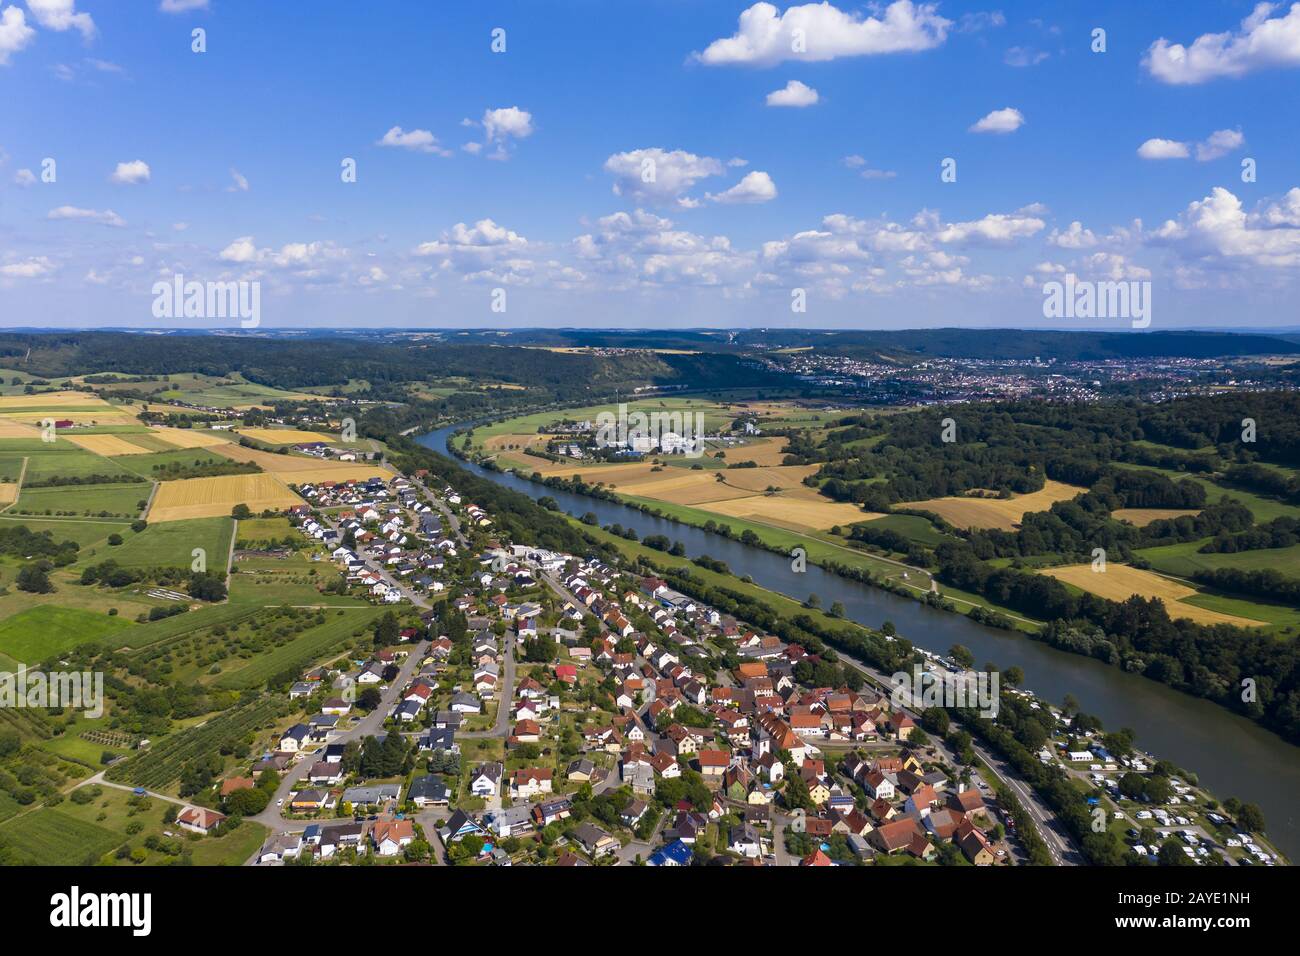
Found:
[12,482,149,518]
[1137,539,1300,578]
[79,516,234,570]
[0,605,136,663]
[0,515,130,548]
[0,807,122,865]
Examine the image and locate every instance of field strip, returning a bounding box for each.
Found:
[0,457,26,513]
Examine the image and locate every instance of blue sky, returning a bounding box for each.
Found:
[2,0,1299,330]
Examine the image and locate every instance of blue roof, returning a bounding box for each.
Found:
[648,839,693,866]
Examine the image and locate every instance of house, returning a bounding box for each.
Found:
[728,823,763,859]
[572,822,619,858]
[696,750,730,778]
[257,832,303,864]
[340,783,401,807]
[510,768,554,800]
[532,798,573,828]
[441,809,488,844]
[450,691,482,714]
[371,818,415,857]
[177,807,226,835]
[648,839,693,867]
[565,758,596,783]
[470,762,504,797]
[279,724,310,753]
[220,776,255,797]
[408,775,451,808]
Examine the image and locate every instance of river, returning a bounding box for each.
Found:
[418,423,1299,860]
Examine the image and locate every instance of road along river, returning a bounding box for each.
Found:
[418,424,1300,860]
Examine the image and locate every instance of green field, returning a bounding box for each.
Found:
[0,515,132,548]
[213,606,383,689]
[1115,463,1300,523]
[79,516,233,570]
[0,605,136,662]
[1138,539,1300,578]
[15,445,140,484]
[117,602,265,650]
[0,807,122,865]
[864,512,952,547]
[12,482,149,518]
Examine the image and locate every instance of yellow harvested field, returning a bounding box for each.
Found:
[618,472,758,505]
[0,482,16,505]
[1038,564,1266,627]
[1112,508,1202,527]
[694,494,880,531]
[64,433,157,456]
[0,420,39,438]
[149,473,304,522]
[0,391,115,409]
[237,428,336,445]
[722,438,788,467]
[148,427,234,449]
[216,444,394,481]
[484,432,560,452]
[716,464,819,493]
[904,479,1086,531]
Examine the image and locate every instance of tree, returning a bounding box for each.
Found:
[107,533,123,546]
[188,571,227,602]
[949,644,975,669]
[231,503,253,519]
[16,562,53,594]
[373,611,400,647]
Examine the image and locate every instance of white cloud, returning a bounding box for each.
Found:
[1048,221,1099,248]
[47,205,124,227]
[219,236,258,263]
[27,0,95,41]
[1137,129,1245,161]
[482,106,534,142]
[109,159,151,184]
[1004,46,1048,67]
[1145,2,1300,84]
[843,156,897,180]
[376,126,450,156]
[932,210,1045,244]
[159,0,209,11]
[766,79,819,106]
[694,0,951,66]
[603,148,725,207]
[13,167,36,186]
[1196,127,1245,161]
[413,219,535,282]
[1147,185,1300,268]
[0,255,55,278]
[1137,137,1190,159]
[227,167,250,191]
[0,6,36,65]
[707,170,778,204]
[969,107,1024,134]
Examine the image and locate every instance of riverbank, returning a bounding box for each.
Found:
[419,421,1300,862]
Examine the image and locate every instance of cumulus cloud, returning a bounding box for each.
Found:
[707,170,778,204]
[1048,221,1100,248]
[160,0,209,11]
[227,167,250,191]
[573,209,752,288]
[27,0,95,41]
[931,209,1044,244]
[693,0,951,66]
[219,235,348,272]
[47,205,124,227]
[603,148,725,207]
[0,255,55,278]
[969,107,1024,133]
[1144,2,1300,84]
[13,167,36,186]
[412,219,536,282]
[0,6,36,65]
[842,155,896,179]
[482,106,534,142]
[1147,185,1300,268]
[1138,129,1245,161]
[1137,138,1190,159]
[376,126,450,156]
[109,159,151,184]
[766,79,819,106]
[1196,128,1245,161]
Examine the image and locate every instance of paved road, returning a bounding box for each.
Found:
[246,638,431,845]
[833,652,1081,866]
[458,642,517,740]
